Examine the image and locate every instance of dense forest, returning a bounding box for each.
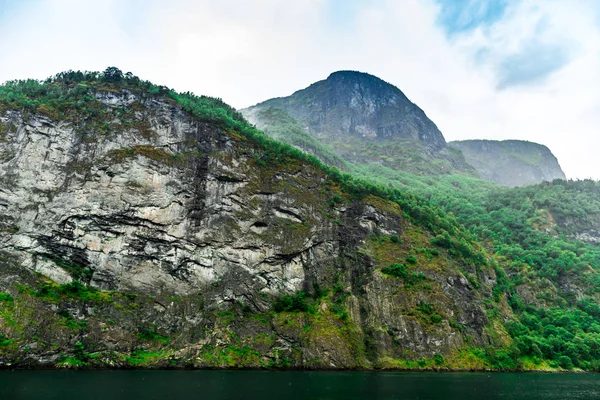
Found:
[2,68,600,370]
[349,165,600,369]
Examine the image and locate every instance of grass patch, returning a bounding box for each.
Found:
[138,327,171,344]
[273,291,314,313]
[125,349,170,367]
[0,292,14,302]
[0,333,15,347]
[381,263,426,286]
[34,281,113,303]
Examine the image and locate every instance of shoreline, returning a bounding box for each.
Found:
[0,365,591,373]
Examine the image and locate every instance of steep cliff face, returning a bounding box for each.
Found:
[448,140,566,187]
[243,71,477,176]
[0,80,509,369]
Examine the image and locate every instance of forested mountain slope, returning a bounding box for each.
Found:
[243,72,600,371]
[0,69,512,369]
[0,69,599,371]
[245,72,568,189]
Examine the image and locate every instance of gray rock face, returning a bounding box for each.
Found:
[245,71,446,149]
[575,230,600,245]
[0,93,323,301]
[556,214,600,246]
[0,89,505,368]
[449,140,566,187]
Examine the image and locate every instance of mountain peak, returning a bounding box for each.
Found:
[246,71,446,150]
[326,70,385,83]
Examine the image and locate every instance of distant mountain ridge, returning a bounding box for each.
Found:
[449,139,566,187]
[244,71,567,187]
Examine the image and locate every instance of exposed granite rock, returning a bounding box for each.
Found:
[553,214,600,246]
[449,140,566,187]
[575,230,600,245]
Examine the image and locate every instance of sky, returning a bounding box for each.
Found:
[0,0,598,180]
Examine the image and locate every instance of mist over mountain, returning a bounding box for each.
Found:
[243,71,476,176]
[243,71,568,190]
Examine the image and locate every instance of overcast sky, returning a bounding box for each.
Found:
[0,0,598,179]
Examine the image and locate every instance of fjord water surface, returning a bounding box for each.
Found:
[1,370,598,400]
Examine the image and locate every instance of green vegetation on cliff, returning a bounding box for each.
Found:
[246,107,349,169]
[336,158,600,370]
[1,68,600,371]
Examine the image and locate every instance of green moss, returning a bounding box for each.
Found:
[0,333,15,347]
[214,310,235,326]
[265,349,292,368]
[0,120,8,141]
[409,301,444,325]
[273,291,314,313]
[329,286,350,322]
[0,292,14,302]
[362,195,402,215]
[250,312,272,326]
[381,264,426,286]
[380,353,448,370]
[57,310,88,331]
[125,349,171,367]
[55,341,99,368]
[0,226,19,234]
[57,356,86,368]
[33,281,112,303]
[137,327,170,344]
[196,344,262,368]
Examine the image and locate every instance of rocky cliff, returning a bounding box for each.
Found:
[449,140,566,187]
[0,74,509,369]
[243,71,477,176]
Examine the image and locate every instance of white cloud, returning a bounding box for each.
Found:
[0,0,598,179]
[444,0,600,179]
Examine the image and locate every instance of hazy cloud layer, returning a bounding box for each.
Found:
[0,0,598,179]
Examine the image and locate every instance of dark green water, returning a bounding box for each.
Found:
[1,370,599,400]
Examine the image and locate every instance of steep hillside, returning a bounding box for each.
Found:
[449,140,566,187]
[241,71,600,372]
[0,69,511,369]
[492,180,600,245]
[337,165,600,371]
[242,107,349,170]
[1,69,600,372]
[243,71,477,176]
